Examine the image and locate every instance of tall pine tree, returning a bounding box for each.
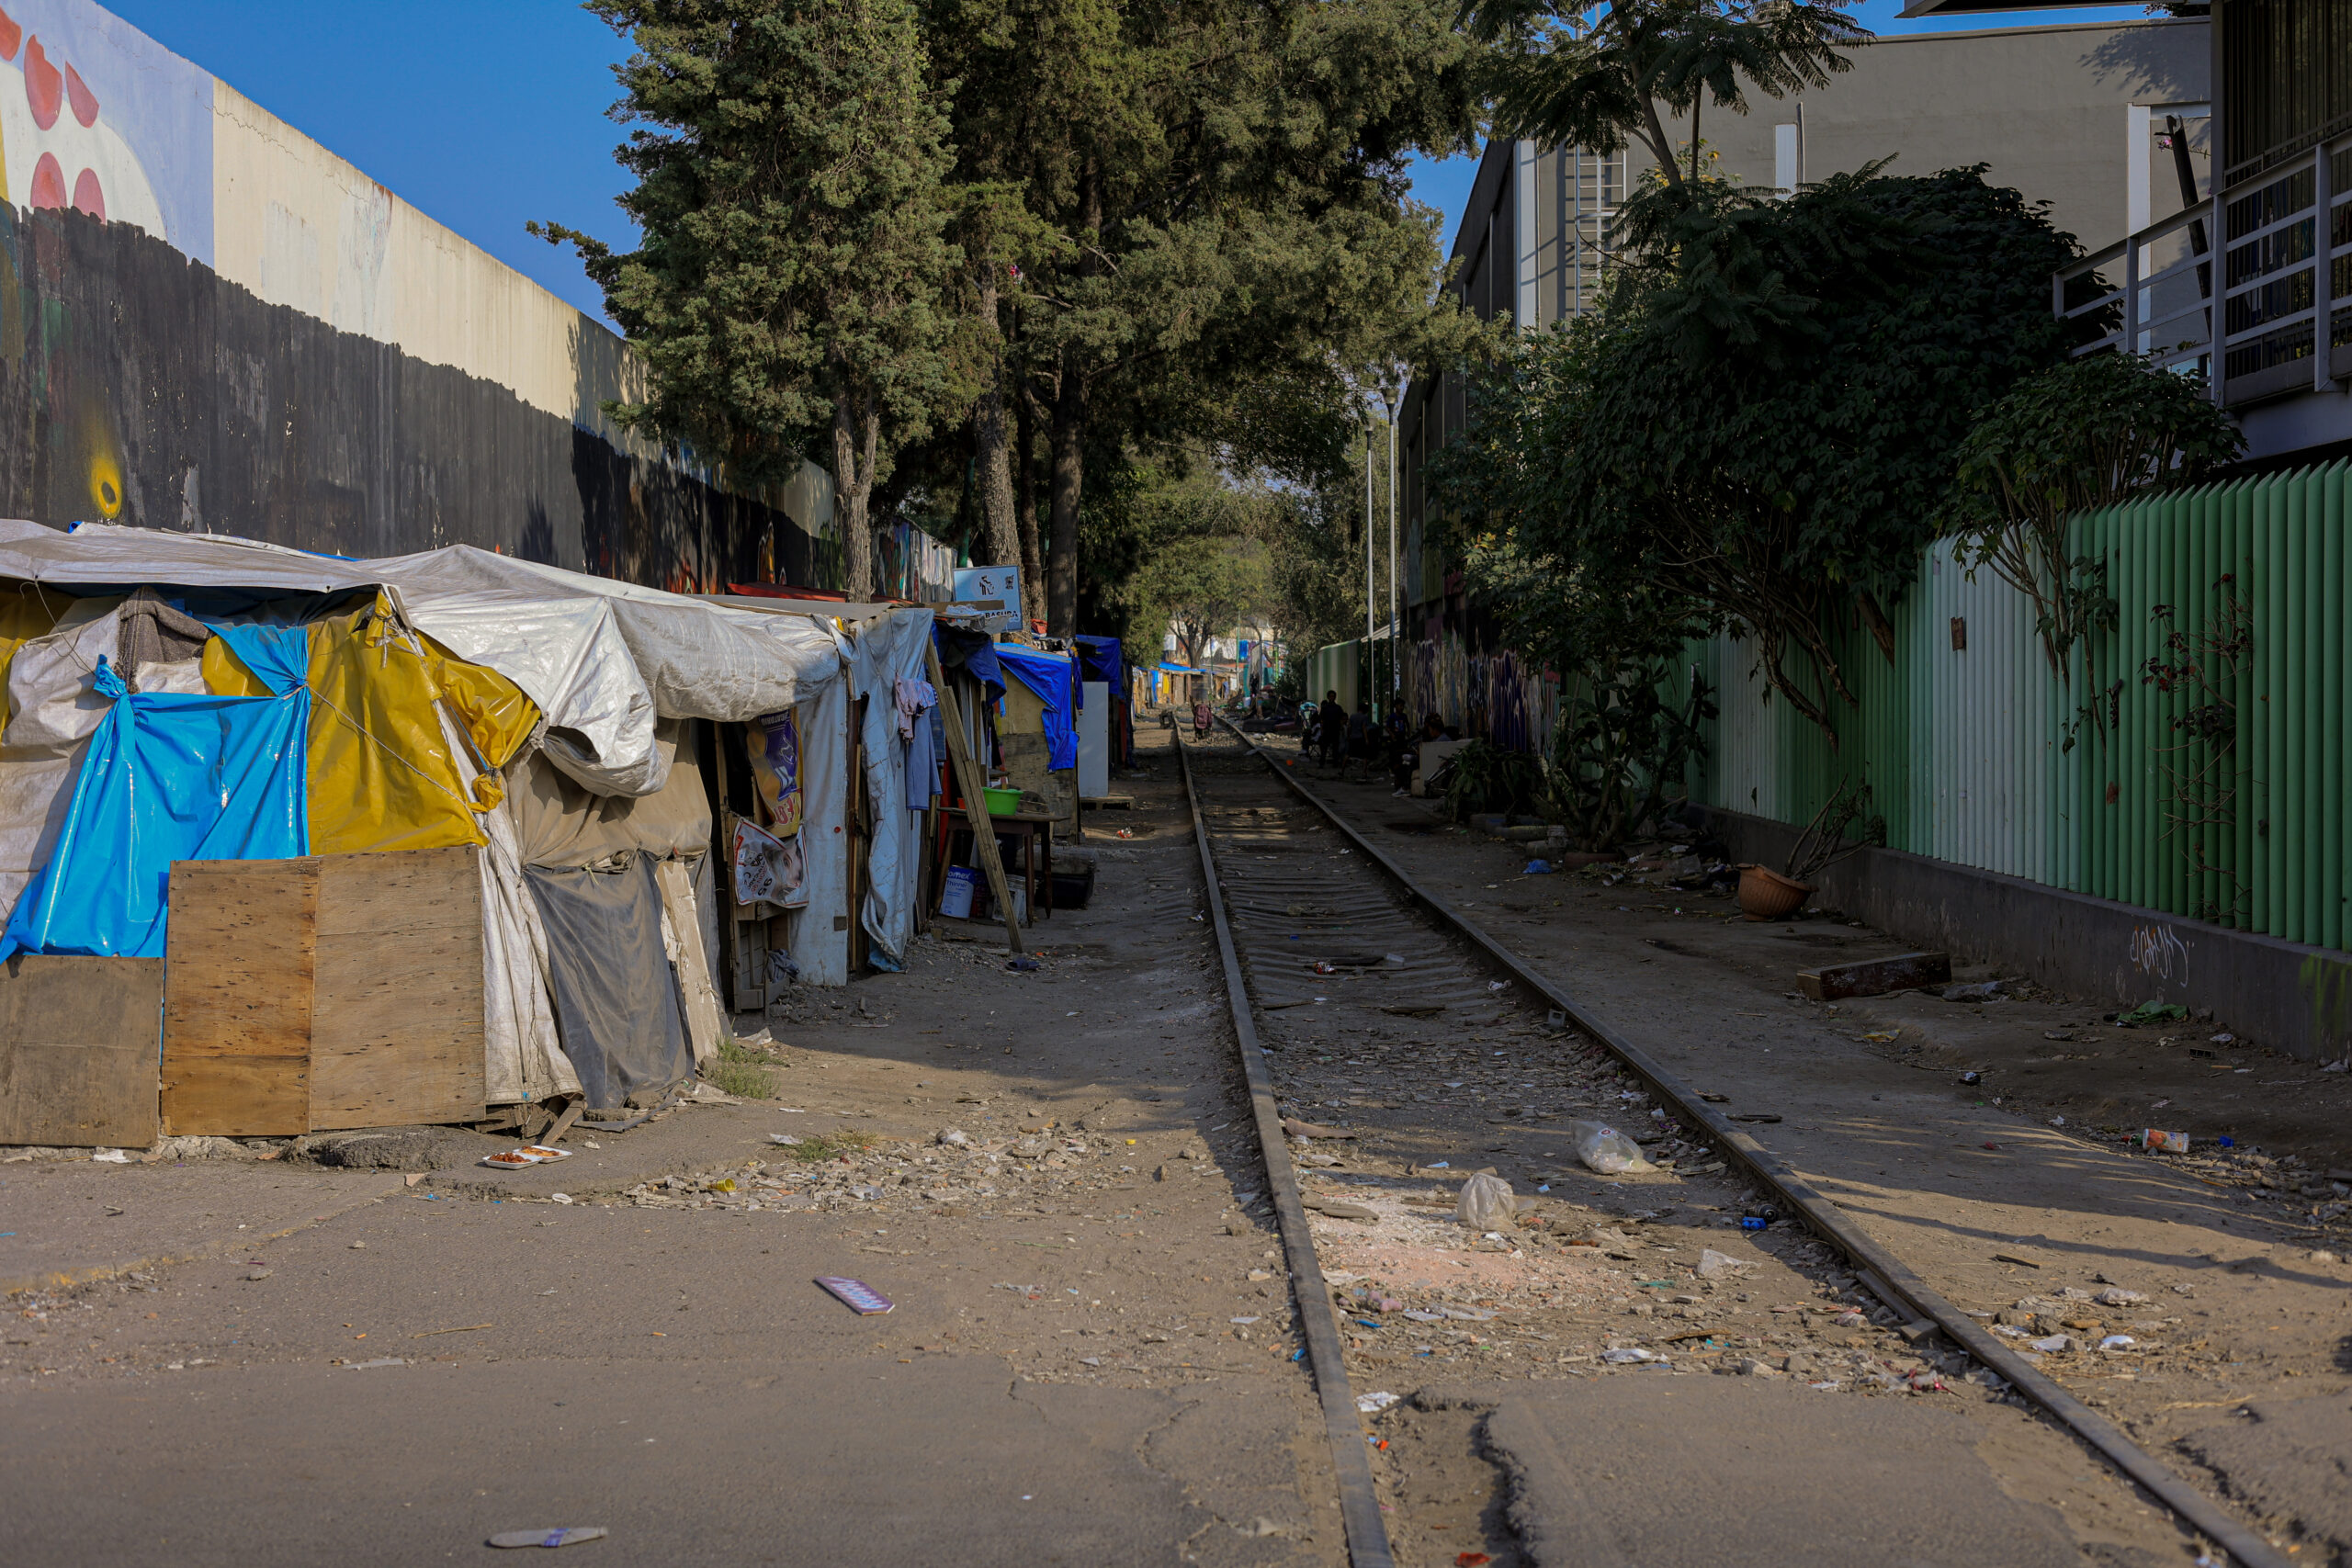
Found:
[538,0,958,599]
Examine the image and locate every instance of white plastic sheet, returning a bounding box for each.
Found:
[0,524,847,801]
[851,608,934,970]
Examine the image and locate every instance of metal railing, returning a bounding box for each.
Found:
[2056,126,2352,404]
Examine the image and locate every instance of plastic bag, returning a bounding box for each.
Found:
[1455,1171,1517,1230]
[1567,1120,1651,1175]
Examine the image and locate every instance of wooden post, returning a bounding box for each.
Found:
[926,644,1026,955]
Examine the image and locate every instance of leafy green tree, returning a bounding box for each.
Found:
[1464,0,1866,186]
[538,0,959,599]
[927,0,1484,633]
[1941,351,2244,686]
[1527,168,2083,738]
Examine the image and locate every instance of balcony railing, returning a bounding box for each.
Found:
[2055,127,2352,405]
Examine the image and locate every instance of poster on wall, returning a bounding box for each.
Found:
[731,817,805,909]
[749,709,801,836]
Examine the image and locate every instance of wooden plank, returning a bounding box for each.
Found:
[926,646,1024,956]
[309,848,486,1130]
[162,859,317,1135]
[1795,952,1952,1002]
[655,858,724,1064]
[0,956,164,1147]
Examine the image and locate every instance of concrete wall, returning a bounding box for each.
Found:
[1702,805,2352,1069]
[0,0,832,588]
[1693,18,2211,254]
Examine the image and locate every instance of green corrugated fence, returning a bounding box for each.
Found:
[1684,457,2352,951]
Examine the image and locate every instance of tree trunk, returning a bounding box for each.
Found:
[1047,356,1085,636]
[834,391,876,602]
[973,272,1020,572]
[1014,378,1046,626]
[1046,164,1103,638]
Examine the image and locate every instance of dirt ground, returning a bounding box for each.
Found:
[0,732,1350,1568]
[1244,728,2352,1567]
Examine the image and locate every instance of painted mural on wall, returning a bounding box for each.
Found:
[0,0,212,261]
[0,1,820,592]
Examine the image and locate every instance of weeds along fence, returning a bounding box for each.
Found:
[1680,457,2352,952]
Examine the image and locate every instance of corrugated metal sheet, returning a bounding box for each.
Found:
[1680,458,2352,951]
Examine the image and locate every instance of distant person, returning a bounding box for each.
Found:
[1192,697,1211,739]
[1387,710,1416,795]
[1342,703,1373,778]
[1317,690,1347,766]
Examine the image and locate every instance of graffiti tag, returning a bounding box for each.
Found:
[2129,924,2188,984]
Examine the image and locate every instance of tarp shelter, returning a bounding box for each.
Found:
[1073,635,1132,769]
[0,521,871,1135]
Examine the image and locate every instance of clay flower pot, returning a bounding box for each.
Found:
[1736,863,1813,921]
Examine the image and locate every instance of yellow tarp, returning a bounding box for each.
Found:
[204,596,540,855]
[0,587,65,723]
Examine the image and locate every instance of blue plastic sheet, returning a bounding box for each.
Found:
[994,646,1078,771]
[0,655,311,959]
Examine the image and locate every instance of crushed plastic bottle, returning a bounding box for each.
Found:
[1566,1120,1652,1175]
[1455,1172,1518,1230]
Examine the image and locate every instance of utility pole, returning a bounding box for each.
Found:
[1384,386,1399,723]
[1363,415,1375,716]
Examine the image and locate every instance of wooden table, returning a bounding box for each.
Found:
[935,807,1055,922]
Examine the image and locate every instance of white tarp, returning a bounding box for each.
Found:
[0,523,847,799]
[850,608,934,969]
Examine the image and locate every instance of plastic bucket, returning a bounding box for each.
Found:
[940,864,979,919]
[982,785,1022,815]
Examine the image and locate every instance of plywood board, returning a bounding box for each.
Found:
[0,956,164,1147]
[161,861,317,1136]
[310,847,485,1130]
[655,858,724,1065]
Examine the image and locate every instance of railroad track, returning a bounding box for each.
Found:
[1180,728,2286,1568]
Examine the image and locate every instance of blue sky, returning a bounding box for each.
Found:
[110,0,2145,322]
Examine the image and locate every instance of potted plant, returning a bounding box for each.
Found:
[1737,784,1879,920]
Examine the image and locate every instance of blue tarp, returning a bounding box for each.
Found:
[933,625,1004,702]
[994,645,1078,771]
[0,651,311,960]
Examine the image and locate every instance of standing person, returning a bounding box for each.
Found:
[1317,690,1346,766]
[1192,695,1211,739]
[1387,709,1416,795]
[1342,703,1373,779]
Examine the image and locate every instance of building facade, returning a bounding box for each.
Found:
[0,0,833,589]
[1397,16,2212,648]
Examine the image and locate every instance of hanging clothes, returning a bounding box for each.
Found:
[897,675,937,810]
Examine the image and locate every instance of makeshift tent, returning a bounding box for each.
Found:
[1073,635,1132,768]
[0,520,861,1133]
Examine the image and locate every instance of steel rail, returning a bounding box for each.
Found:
[1218,720,2288,1568]
[1177,737,1396,1568]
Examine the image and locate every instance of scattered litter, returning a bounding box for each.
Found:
[1282,1118,1356,1140]
[770,1134,804,1146]
[1008,956,1041,971]
[1566,1121,1649,1175]
[2116,999,2188,1026]
[411,1323,494,1338]
[521,1145,571,1162]
[1230,1316,1261,1325]
[1522,860,1553,875]
[1991,1254,2041,1269]
[345,1357,408,1370]
[2098,1335,2136,1351]
[2028,1334,2072,1353]
[488,1528,609,1549]
[2092,1288,2145,1305]
[1355,1391,1401,1414]
[1959,1071,1982,1086]
[89,1148,130,1164]
[1601,1347,1656,1364]
[2209,1032,2235,1045]
[2141,1128,2190,1154]
[481,1150,545,1168]
[1455,1172,1518,1230]
[1695,1248,1755,1280]
[815,1276,894,1315]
